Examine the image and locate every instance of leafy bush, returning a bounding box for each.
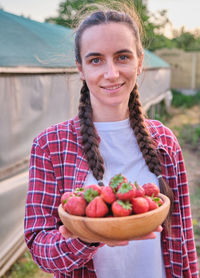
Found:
[177,124,200,151]
[171,89,200,108]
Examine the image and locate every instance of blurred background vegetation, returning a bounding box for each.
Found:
[45,0,200,52]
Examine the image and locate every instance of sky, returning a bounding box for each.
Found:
[0,0,200,32]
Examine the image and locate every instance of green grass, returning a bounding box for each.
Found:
[171,89,200,108]
[2,251,38,278]
[175,124,200,150]
[147,100,171,124]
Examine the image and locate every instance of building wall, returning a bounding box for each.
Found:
[155,48,200,90]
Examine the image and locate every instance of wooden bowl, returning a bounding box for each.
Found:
[58,193,170,242]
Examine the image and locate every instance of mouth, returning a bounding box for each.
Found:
[100,83,125,92]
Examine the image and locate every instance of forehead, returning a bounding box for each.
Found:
[80,22,137,55]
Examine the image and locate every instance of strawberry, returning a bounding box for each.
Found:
[85,196,109,217]
[131,197,149,214]
[74,187,85,197]
[153,196,164,207]
[109,173,128,192]
[145,196,159,211]
[84,184,102,203]
[134,181,145,197]
[65,195,87,216]
[101,186,116,204]
[142,182,159,197]
[111,200,132,217]
[116,182,136,201]
[61,192,74,206]
[84,184,102,194]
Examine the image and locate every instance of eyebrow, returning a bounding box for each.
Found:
[84,49,133,59]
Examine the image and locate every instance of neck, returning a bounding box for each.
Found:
[92,105,129,122]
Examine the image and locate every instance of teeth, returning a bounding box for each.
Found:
[104,84,121,90]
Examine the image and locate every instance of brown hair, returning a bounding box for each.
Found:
[76,8,173,228]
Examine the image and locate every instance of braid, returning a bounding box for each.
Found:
[129,84,174,228]
[78,81,105,185]
[129,84,161,176]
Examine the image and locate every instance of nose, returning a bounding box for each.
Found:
[104,61,119,80]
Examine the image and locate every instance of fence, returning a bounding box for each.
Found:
[155,48,200,90]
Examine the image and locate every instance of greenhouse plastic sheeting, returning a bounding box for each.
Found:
[0,68,171,171]
[0,73,81,170]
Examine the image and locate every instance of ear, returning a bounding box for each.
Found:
[76,60,85,80]
[137,52,144,76]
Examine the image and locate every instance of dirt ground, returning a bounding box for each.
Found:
[166,105,200,196]
[165,106,200,216]
[32,105,200,278]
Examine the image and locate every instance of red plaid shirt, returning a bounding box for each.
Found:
[24,116,199,278]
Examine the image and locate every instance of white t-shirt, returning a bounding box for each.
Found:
[84,119,166,278]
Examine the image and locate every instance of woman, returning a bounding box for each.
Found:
[24,4,199,278]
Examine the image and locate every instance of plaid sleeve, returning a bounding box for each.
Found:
[24,138,100,275]
[176,142,199,276]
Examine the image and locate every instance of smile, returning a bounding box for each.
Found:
[101,83,124,90]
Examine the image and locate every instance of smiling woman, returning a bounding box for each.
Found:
[76,23,143,122]
[24,2,199,278]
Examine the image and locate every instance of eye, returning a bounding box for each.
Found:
[118,55,129,61]
[91,57,101,64]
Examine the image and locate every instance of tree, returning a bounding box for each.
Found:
[44,0,174,51]
[45,0,103,28]
[172,28,200,51]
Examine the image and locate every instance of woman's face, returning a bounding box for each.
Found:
[77,22,143,121]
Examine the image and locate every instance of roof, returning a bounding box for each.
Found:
[0,9,74,68]
[0,9,170,70]
[143,49,170,69]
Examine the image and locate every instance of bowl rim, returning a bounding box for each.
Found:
[58,193,170,222]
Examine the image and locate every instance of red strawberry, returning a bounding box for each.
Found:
[111,200,132,217]
[86,196,109,217]
[116,182,136,201]
[153,196,164,207]
[109,173,128,192]
[74,187,85,197]
[61,192,74,206]
[142,183,159,197]
[101,186,116,204]
[145,196,159,211]
[84,184,102,194]
[84,184,102,203]
[131,197,149,214]
[65,195,87,216]
[134,181,145,197]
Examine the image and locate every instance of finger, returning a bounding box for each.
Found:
[136,232,157,240]
[154,225,163,232]
[106,241,129,247]
[59,225,76,239]
[134,227,163,240]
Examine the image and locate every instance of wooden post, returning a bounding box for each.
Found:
[191,53,197,90]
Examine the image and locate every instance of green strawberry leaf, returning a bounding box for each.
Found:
[109,173,125,190]
[118,182,132,194]
[134,181,139,189]
[153,197,163,206]
[75,187,84,192]
[84,188,99,202]
[117,200,132,210]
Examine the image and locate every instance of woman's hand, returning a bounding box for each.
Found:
[59,225,163,247]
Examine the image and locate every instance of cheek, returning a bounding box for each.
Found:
[83,69,102,84]
[123,69,137,82]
